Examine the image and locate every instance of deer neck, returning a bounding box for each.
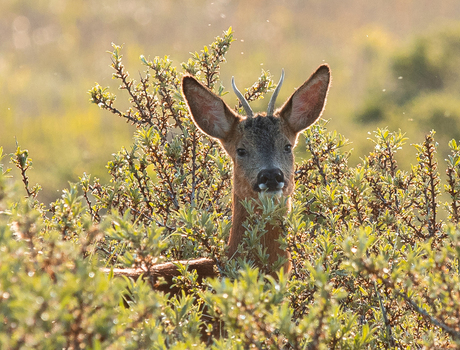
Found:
[227,193,247,259]
[227,191,292,273]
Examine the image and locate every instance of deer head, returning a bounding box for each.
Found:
[182,65,330,200]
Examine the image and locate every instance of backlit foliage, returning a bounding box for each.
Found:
[1,29,460,348]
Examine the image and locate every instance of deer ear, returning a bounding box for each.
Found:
[279,64,330,134]
[182,76,238,141]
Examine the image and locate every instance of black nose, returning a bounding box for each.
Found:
[256,168,285,192]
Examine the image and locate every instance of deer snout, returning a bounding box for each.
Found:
[256,168,285,192]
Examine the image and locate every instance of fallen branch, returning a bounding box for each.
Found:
[104,258,218,293]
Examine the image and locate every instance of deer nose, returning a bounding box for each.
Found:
[256,168,285,192]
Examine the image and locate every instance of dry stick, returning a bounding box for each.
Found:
[396,290,460,340]
[370,264,460,340]
[114,58,151,125]
[307,298,328,350]
[374,281,396,347]
[190,130,198,203]
[308,142,328,186]
[446,167,460,224]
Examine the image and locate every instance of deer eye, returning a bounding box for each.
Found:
[284,144,292,153]
[236,148,247,157]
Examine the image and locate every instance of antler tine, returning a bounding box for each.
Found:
[232,76,253,118]
[267,69,285,117]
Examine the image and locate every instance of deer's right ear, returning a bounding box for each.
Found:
[279,65,330,134]
[182,76,238,141]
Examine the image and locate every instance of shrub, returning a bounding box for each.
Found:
[0,28,460,348]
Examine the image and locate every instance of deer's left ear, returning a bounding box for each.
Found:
[182,76,238,141]
[279,64,330,134]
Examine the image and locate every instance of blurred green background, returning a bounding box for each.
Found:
[2,0,460,204]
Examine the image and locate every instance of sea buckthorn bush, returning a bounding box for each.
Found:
[0,28,459,349]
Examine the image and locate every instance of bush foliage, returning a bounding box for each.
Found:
[1,28,460,349]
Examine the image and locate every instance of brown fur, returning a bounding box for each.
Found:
[182,65,331,274]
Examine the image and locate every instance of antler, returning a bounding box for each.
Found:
[232,77,253,118]
[267,69,285,117]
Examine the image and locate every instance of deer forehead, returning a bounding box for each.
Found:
[234,114,293,147]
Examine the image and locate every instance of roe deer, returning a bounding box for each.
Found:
[110,65,330,290]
